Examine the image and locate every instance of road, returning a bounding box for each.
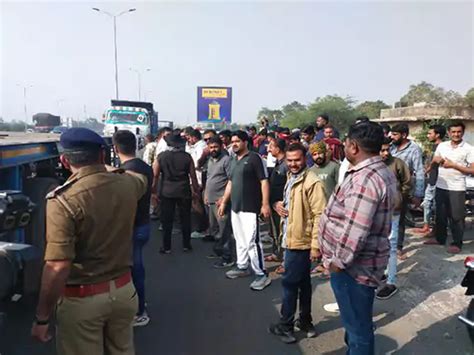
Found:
[1,220,474,355]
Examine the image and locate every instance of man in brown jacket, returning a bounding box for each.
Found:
[269,143,327,344]
[378,137,411,299]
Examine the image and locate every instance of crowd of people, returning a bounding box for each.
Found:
[30,112,474,355]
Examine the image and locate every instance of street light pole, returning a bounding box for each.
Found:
[92,7,136,100]
[17,84,32,131]
[129,68,151,101]
[113,16,119,99]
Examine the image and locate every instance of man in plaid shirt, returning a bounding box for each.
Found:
[319,121,396,355]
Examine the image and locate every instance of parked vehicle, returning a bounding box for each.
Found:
[32,113,61,133]
[459,256,474,344]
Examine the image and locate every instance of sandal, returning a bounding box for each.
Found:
[265,254,280,262]
[275,264,285,274]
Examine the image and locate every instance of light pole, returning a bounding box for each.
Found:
[92,7,136,99]
[129,68,151,101]
[17,84,33,131]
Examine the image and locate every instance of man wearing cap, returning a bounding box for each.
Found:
[31,128,147,355]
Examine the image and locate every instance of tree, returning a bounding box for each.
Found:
[257,107,283,122]
[400,81,463,106]
[355,100,390,119]
[306,95,358,133]
[281,101,306,116]
[465,88,474,107]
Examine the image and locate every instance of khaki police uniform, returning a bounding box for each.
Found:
[44,165,146,355]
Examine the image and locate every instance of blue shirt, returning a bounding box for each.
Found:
[390,141,424,198]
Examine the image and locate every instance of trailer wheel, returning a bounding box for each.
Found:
[23,178,59,295]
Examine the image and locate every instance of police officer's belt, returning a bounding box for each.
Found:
[63,272,131,298]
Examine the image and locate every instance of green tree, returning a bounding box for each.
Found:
[400,81,463,106]
[465,88,474,107]
[257,107,283,122]
[306,95,358,133]
[355,100,390,119]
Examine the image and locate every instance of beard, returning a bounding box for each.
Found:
[315,157,325,165]
[210,150,221,158]
[392,139,402,146]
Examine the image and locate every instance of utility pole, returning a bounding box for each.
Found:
[92,7,136,99]
[17,84,33,131]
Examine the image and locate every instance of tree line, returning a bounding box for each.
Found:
[257,82,474,133]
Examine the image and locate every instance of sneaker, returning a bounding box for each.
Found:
[159,248,171,254]
[213,260,235,269]
[268,323,297,344]
[133,313,150,327]
[294,319,317,338]
[226,267,251,279]
[250,274,272,291]
[206,253,221,259]
[376,284,398,300]
[191,231,205,239]
[323,302,339,313]
[183,247,193,253]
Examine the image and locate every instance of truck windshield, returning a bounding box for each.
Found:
[106,110,149,124]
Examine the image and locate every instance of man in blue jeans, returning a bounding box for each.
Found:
[378,139,411,300]
[319,122,396,354]
[268,143,326,344]
[113,130,153,327]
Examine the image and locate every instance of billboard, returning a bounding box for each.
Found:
[197,86,232,123]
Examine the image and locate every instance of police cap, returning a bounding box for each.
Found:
[60,128,107,150]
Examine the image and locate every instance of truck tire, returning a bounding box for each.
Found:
[23,178,59,295]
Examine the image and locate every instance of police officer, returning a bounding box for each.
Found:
[31,128,147,355]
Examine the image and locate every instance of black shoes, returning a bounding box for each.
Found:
[159,248,171,254]
[268,324,297,344]
[376,284,398,300]
[294,319,317,338]
[183,247,193,253]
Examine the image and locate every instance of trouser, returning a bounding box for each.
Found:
[56,281,137,355]
[161,197,192,250]
[279,249,312,331]
[435,188,466,248]
[231,211,266,275]
[191,194,208,233]
[330,271,375,355]
[132,224,150,316]
[270,210,283,259]
[209,203,234,262]
[397,197,409,251]
[387,214,400,285]
[423,184,437,225]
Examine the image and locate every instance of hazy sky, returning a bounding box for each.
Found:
[1,1,473,125]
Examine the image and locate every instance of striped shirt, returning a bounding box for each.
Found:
[390,141,424,198]
[319,156,396,287]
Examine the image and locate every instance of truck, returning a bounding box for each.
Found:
[32,113,61,133]
[103,100,158,148]
[0,132,114,329]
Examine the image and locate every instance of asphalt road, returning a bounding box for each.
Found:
[2,220,474,355]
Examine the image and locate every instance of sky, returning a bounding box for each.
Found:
[1,0,473,125]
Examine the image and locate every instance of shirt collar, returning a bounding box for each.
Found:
[347,156,382,173]
[69,164,106,182]
[392,140,413,152]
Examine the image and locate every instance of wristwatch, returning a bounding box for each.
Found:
[34,315,50,325]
